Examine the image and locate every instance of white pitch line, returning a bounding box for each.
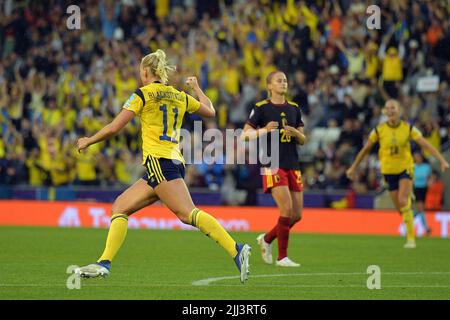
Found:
[0,283,197,288]
[1,272,449,289]
[192,273,367,286]
[1,283,450,290]
[192,272,450,286]
[194,284,450,288]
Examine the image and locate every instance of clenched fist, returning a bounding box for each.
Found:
[185,76,200,90]
[77,137,91,153]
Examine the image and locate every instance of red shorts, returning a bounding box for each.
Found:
[262,168,304,193]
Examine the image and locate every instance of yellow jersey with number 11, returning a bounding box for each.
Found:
[123,82,200,164]
[368,121,422,175]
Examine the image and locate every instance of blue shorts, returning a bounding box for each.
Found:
[143,155,185,189]
[383,170,412,191]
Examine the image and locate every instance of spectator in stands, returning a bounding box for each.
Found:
[413,152,432,235]
[379,28,405,99]
[425,171,445,211]
[0,0,447,200]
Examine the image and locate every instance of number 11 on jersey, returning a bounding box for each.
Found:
[159,104,179,143]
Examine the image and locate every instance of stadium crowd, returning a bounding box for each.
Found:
[0,0,449,204]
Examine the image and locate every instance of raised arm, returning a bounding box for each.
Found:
[77,109,135,152]
[332,0,343,17]
[378,27,395,59]
[335,39,350,56]
[0,82,7,107]
[186,76,215,118]
[415,136,449,172]
[346,139,376,180]
[14,66,25,96]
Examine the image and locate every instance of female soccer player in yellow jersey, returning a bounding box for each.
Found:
[74,49,251,283]
[346,99,449,248]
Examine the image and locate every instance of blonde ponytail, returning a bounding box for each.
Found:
[141,49,176,84]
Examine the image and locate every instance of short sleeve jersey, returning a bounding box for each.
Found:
[246,99,304,169]
[123,82,200,164]
[368,120,422,174]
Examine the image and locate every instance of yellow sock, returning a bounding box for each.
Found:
[98,213,128,262]
[189,208,238,258]
[400,205,415,242]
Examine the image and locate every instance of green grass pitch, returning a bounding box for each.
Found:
[0,226,449,300]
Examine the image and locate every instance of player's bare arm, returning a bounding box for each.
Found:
[77,109,135,152]
[186,76,215,118]
[284,126,306,145]
[241,121,278,141]
[415,136,450,172]
[346,140,375,180]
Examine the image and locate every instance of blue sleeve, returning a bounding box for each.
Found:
[426,164,432,177]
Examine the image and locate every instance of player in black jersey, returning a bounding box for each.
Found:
[242,71,306,267]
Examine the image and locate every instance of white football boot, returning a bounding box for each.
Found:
[73,262,110,278]
[234,243,252,283]
[275,257,301,267]
[403,240,417,249]
[256,234,273,264]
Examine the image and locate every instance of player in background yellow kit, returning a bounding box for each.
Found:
[74,50,251,283]
[346,99,449,248]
